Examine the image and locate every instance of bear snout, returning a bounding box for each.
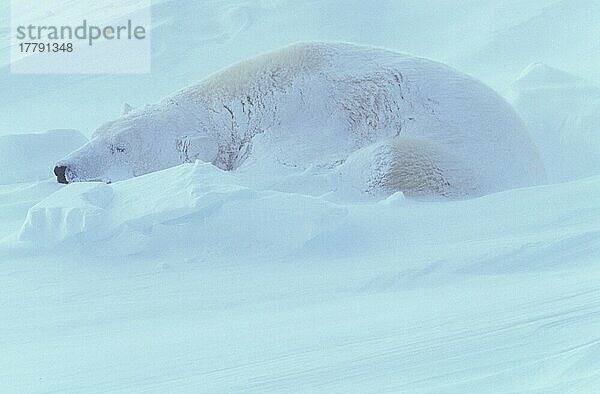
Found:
[54,165,69,184]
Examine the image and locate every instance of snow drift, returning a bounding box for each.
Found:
[512,63,600,181]
[15,158,600,270]
[18,162,347,257]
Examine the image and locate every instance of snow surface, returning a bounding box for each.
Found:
[2,160,600,392]
[2,1,600,392]
[511,63,600,182]
[0,129,87,184]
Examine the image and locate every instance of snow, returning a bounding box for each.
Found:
[2,0,600,392]
[0,129,87,184]
[2,168,600,392]
[512,63,600,182]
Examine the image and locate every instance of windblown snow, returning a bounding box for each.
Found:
[1,1,599,393]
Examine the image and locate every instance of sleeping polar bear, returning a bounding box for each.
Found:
[54,42,544,199]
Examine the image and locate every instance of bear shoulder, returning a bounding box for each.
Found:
[184,42,328,102]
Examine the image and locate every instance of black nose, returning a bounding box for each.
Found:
[54,165,68,184]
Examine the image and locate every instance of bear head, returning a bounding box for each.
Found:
[54,102,218,184]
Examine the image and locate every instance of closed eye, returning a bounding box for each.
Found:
[110,145,127,154]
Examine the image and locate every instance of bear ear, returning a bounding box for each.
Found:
[120,102,134,116]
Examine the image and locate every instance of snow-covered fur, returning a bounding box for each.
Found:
[55,42,544,198]
[374,137,476,198]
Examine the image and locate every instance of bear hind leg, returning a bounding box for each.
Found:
[375,136,475,199]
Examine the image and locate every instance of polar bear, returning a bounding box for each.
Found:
[54,42,544,199]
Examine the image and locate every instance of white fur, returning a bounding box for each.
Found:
[56,42,544,198]
[375,137,476,198]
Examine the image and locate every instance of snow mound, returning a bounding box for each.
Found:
[0,130,87,185]
[463,0,600,88]
[19,162,348,256]
[17,157,600,271]
[512,64,600,181]
[512,62,588,90]
[0,180,63,241]
[19,182,113,245]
